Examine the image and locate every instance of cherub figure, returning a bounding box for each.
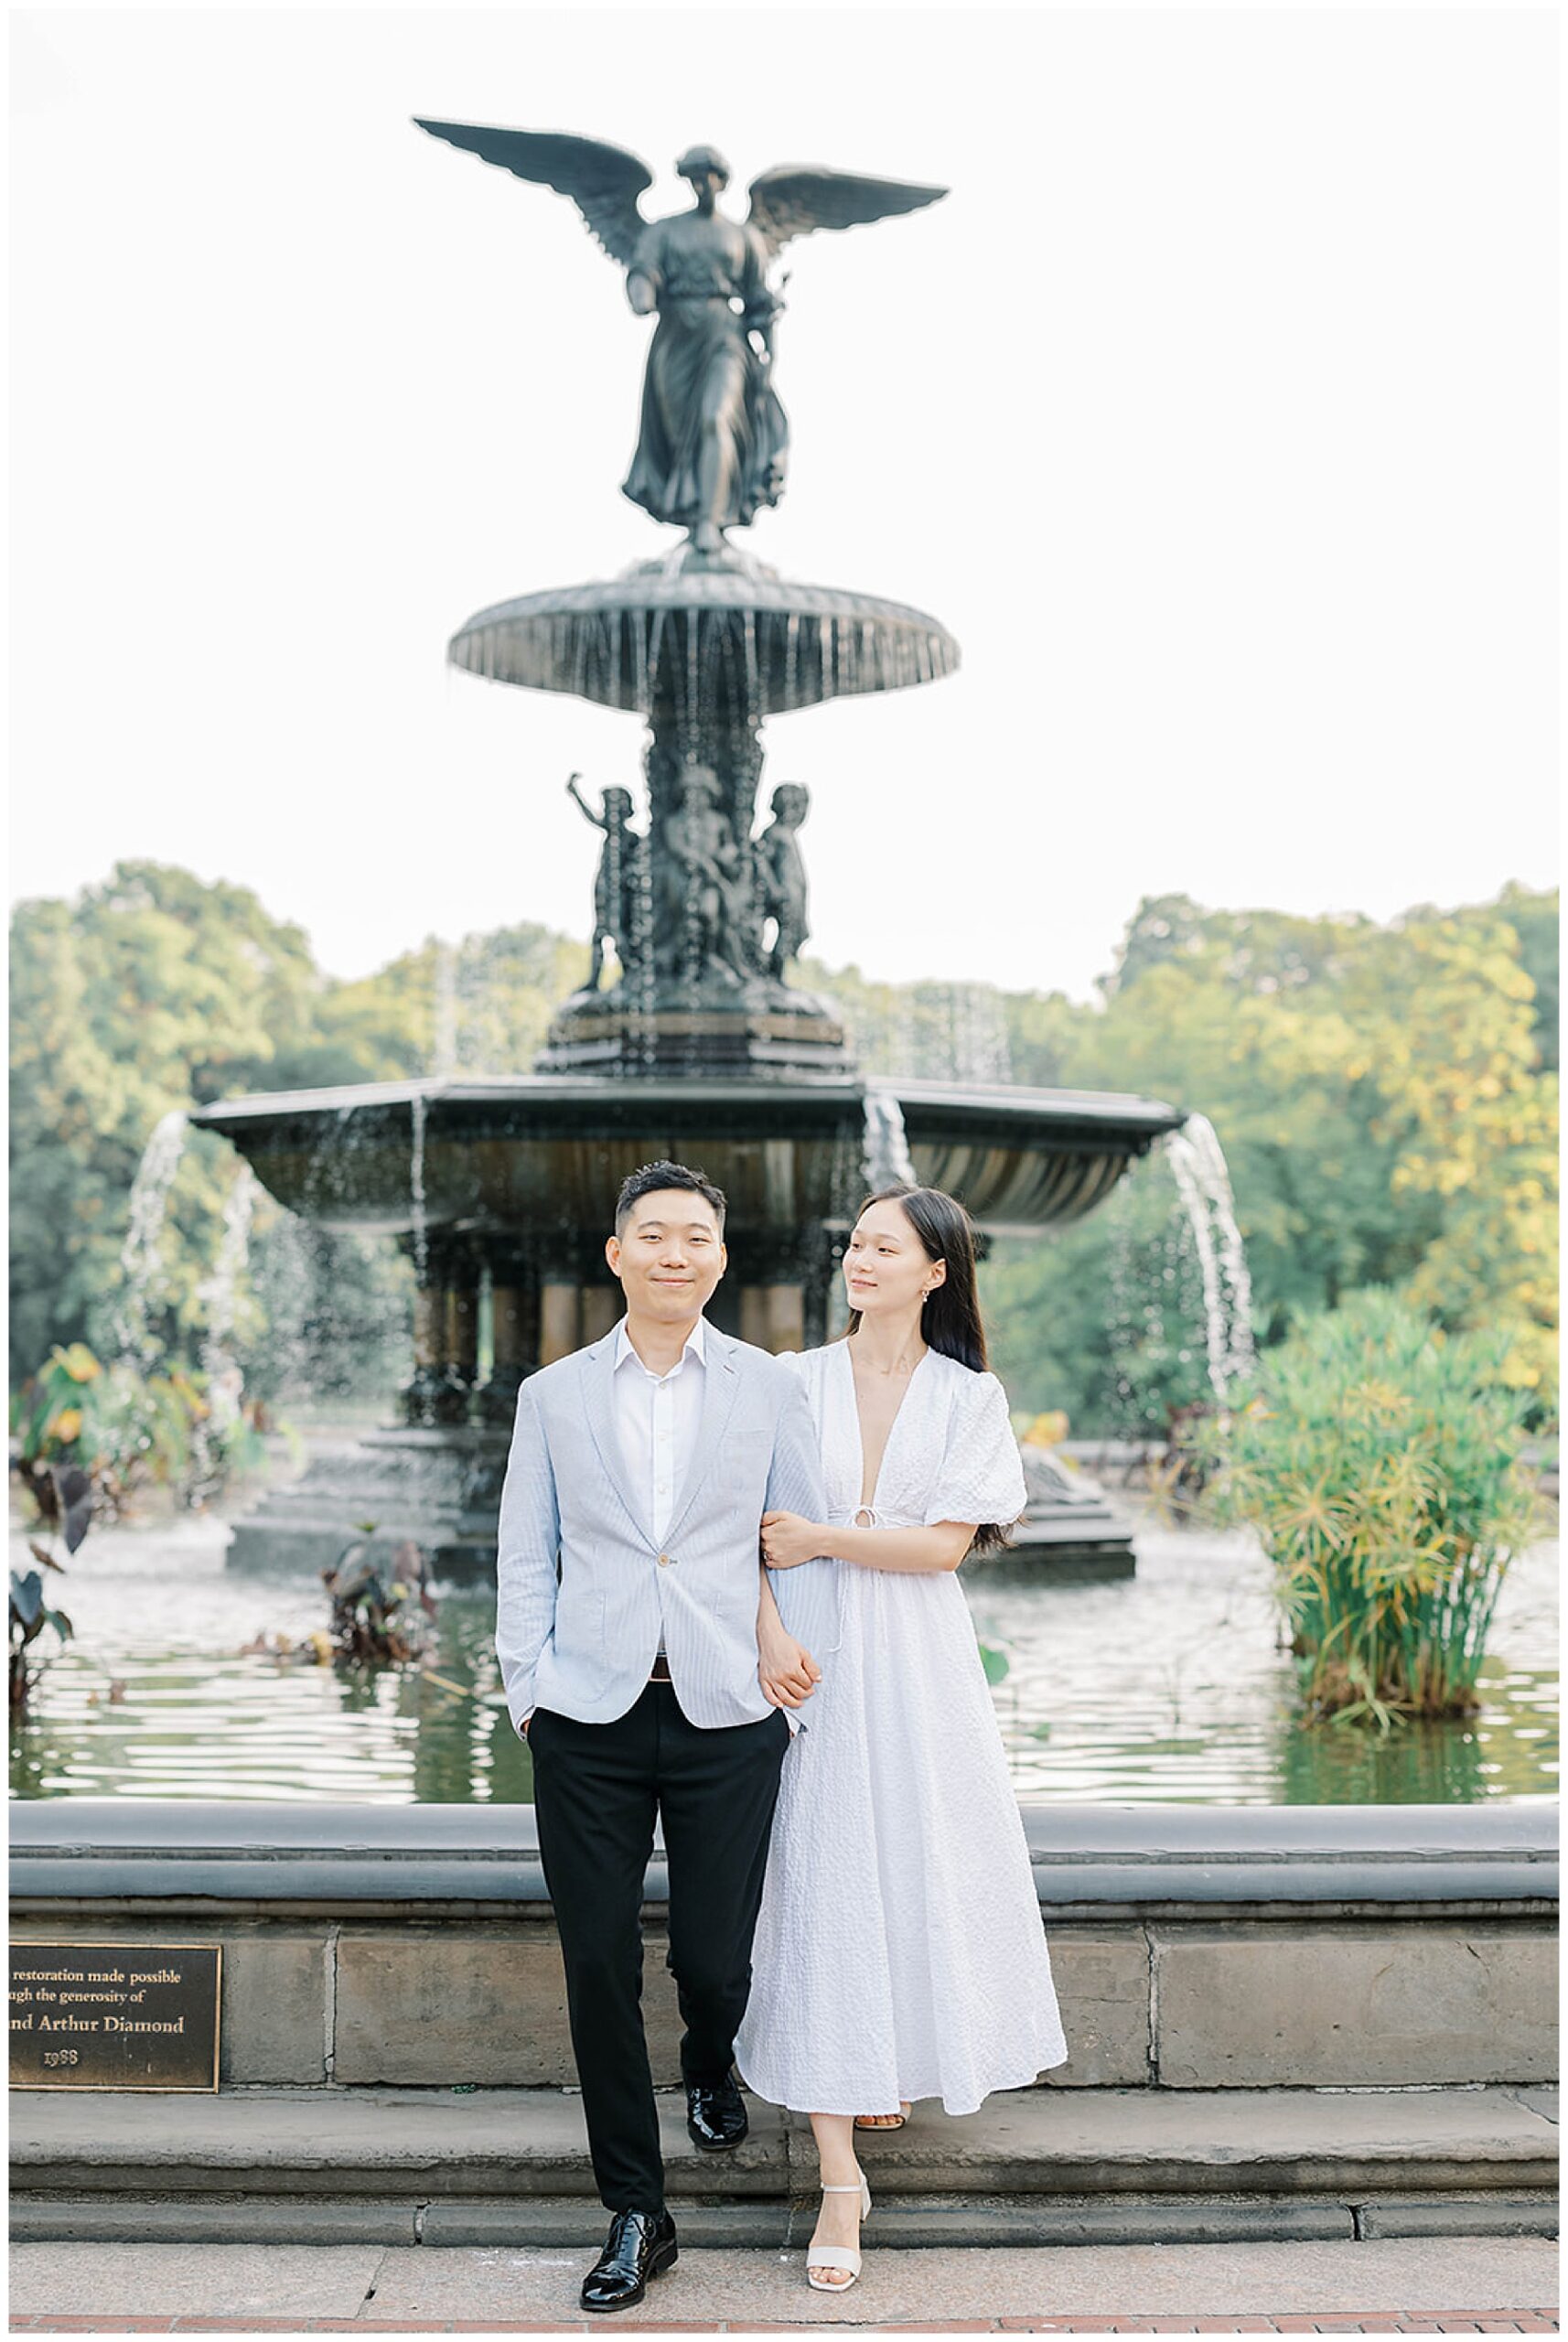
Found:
[756,781,811,976]
[657,763,753,985]
[566,773,644,988]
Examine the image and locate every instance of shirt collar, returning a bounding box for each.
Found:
[612,1314,708,1376]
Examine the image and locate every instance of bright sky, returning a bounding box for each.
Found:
[9,6,1559,1004]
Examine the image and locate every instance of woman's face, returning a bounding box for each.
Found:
[843,1198,944,1319]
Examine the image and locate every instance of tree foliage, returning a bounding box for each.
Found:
[982,888,1557,1425]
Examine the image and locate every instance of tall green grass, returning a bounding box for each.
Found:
[1203,1290,1541,1727]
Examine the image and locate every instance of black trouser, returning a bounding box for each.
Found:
[528,1681,790,2214]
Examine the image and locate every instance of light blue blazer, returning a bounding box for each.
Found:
[494,1321,842,1734]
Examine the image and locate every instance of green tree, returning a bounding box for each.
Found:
[1347,908,1558,1394]
[1494,883,1559,1074]
[9,862,318,1382]
[982,891,1556,1430]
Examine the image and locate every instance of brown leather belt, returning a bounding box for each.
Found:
[649,1654,673,1683]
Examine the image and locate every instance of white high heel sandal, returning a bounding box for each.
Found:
[806,2165,873,2293]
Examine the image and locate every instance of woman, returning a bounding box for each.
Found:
[736,1184,1069,2293]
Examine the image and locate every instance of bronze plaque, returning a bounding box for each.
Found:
[9,1941,220,2091]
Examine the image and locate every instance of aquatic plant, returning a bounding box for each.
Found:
[9,1558,73,1714]
[1200,1289,1541,1726]
[322,1536,437,1665]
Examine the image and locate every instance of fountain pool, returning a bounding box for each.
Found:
[9,1499,1555,1809]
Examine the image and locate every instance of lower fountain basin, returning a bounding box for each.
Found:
[189,1070,1184,1571]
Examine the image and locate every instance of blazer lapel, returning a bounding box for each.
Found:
[580,1333,657,1551]
[661,1328,743,1550]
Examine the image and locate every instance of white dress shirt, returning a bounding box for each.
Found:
[612,1314,707,1656]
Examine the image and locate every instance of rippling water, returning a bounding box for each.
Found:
[972,1519,1557,1804]
[7,1504,1557,1805]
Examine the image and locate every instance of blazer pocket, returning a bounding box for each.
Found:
[556,1585,607,1651]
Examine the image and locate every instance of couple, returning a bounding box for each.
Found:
[495,1158,1068,2312]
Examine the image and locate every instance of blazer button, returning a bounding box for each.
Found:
[658,1552,671,1566]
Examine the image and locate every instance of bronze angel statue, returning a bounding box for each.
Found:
[415,123,947,553]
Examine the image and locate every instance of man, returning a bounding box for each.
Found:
[495,1160,834,2313]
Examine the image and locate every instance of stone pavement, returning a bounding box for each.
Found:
[5,2236,1560,2333]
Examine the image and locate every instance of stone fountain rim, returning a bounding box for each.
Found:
[452,568,959,636]
[188,1073,1187,1134]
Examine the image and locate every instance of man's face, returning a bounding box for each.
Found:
[607,1188,726,1320]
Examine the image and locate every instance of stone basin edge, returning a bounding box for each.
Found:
[8,1800,1558,1915]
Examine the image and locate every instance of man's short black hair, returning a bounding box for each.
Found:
[615,1159,727,1238]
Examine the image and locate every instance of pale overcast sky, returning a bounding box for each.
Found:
[9,5,1558,1003]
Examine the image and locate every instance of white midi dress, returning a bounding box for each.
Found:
[735,1341,1069,2117]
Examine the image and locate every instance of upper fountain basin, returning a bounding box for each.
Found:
[448,541,960,714]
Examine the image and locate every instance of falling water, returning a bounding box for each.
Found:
[110,1108,190,1371]
[948,983,1012,1085]
[743,609,760,721]
[188,1166,259,1502]
[433,939,458,1077]
[1163,1112,1255,1398]
[627,634,658,1079]
[889,991,920,1080]
[632,747,657,1079]
[252,1206,317,1411]
[1104,1178,1144,1430]
[410,1090,430,1291]
[783,611,800,710]
[1141,1179,1202,1391]
[693,599,711,735]
[862,1087,918,1192]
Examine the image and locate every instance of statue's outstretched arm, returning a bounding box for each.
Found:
[565,773,605,830]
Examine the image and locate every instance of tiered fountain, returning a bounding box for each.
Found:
[191,123,1185,1572]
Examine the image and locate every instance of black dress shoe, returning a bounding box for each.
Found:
[686,2072,748,2150]
[581,2207,678,2314]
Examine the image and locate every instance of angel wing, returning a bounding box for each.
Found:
[746,165,947,262]
[414,120,654,268]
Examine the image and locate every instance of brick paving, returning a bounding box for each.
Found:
[7,2314,1563,2333]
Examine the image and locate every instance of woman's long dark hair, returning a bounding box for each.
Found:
[843,1183,1015,1553]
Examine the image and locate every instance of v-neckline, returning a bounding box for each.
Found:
[842,1339,932,1519]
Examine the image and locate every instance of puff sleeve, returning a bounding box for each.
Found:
[923,1370,1027,1530]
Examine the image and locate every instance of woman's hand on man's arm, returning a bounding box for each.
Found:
[759,1508,830,1569]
